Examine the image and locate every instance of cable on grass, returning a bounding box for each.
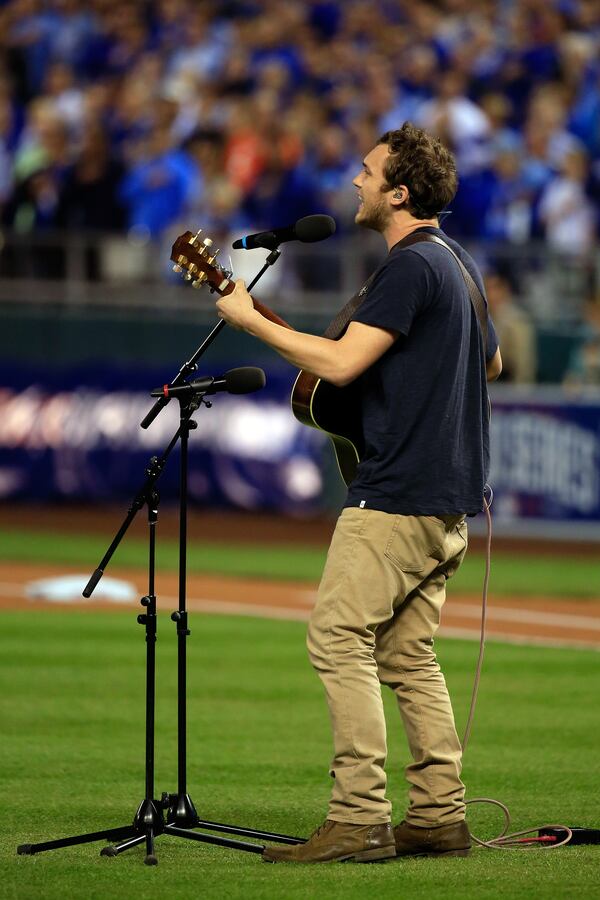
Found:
[460,486,572,851]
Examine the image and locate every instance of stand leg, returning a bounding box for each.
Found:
[164,824,265,853]
[145,829,158,866]
[195,820,305,845]
[17,825,136,855]
[101,833,146,857]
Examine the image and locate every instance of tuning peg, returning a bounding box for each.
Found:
[192,272,208,288]
[172,264,182,273]
[207,248,220,265]
[190,229,202,247]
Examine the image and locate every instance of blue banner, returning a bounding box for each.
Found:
[0,365,327,513]
[2,368,600,526]
[489,392,600,523]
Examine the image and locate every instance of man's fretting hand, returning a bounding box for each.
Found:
[215,279,259,331]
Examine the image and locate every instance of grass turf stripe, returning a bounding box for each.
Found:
[1,527,599,598]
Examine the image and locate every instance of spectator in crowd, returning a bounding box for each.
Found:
[538,147,596,258]
[484,269,537,383]
[416,68,491,174]
[119,98,196,239]
[563,299,600,388]
[101,5,152,79]
[379,44,436,131]
[4,98,69,246]
[167,6,231,85]
[478,93,521,158]
[180,126,243,237]
[309,123,358,227]
[39,60,83,135]
[0,79,21,208]
[57,121,124,232]
[484,148,533,245]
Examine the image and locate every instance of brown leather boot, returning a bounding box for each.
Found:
[262,819,396,863]
[393,820,471,857]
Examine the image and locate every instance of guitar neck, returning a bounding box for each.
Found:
[219,277,293,330]
[252,298,293,330]
[171,230,294,330]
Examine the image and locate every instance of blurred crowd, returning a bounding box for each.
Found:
[0,0,599,244]
[1,0,600,383]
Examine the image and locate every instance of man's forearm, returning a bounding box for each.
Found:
[245,312,346,384]
[215,280,395,387]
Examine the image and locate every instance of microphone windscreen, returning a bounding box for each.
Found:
[295,214,337,243]
[224,367,266,394]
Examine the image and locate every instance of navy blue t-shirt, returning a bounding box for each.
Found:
[344,226,498,517]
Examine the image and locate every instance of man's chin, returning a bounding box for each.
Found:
[355,212,378,231]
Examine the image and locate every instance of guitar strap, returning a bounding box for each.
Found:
[324,231,489,354]
[408,232,489,351]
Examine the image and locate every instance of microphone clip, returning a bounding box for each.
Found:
[265,247,281,266]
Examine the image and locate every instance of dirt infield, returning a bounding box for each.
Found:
[2,559,600,651]
[2,504,600,649]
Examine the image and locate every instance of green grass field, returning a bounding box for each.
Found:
[1,527,599,598]
[1,609,600,900]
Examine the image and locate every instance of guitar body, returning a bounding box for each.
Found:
[291,371,363,486]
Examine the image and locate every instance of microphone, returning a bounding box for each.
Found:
[232,214,336,250]
[151,367,266,399]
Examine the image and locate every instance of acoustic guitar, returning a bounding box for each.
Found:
[171,230,364,485]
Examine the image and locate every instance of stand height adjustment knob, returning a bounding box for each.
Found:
[171,611,190,635]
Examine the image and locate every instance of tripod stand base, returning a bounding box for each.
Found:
[18,797,306,864]
[165,792,199,828]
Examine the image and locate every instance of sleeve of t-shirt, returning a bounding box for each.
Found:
[351,250,433,337]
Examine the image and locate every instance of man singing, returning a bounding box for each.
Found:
[215,122,502,863]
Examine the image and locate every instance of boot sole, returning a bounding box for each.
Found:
[351,845,397,863]
[263,845,397,864]
[394,847,471,859]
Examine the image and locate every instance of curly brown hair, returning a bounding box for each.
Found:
[378,123,458,219]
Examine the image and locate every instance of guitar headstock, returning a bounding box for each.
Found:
[171,230,233,295]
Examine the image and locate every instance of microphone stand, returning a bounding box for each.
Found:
[17,245,306,865]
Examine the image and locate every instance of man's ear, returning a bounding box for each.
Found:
[392,185,409,204]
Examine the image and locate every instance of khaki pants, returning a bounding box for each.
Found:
[307,507,468,827]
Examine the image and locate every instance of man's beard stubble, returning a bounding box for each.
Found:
[356,194,391,233]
